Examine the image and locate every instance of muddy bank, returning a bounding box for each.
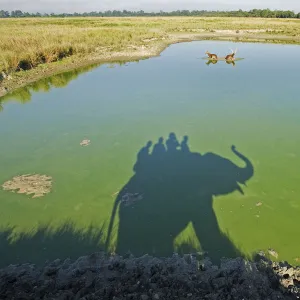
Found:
[1,32,300,99]
[0,252,299,300]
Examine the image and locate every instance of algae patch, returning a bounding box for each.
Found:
[2,174,52,198]
[80,139,91,146]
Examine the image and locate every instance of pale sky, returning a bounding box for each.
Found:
[1,0,299,13]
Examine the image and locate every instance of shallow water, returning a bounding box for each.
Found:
[0,41,299,266]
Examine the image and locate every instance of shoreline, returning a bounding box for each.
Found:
[0,251,299,299]
[1,32,300,99]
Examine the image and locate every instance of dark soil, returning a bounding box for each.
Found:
[0,252,299,300]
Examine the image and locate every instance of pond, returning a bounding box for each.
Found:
[0,41,299,267]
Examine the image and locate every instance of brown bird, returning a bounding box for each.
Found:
[205,51,218,60]
[225,48,237,61]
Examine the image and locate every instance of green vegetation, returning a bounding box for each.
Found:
[0,18,164,73]
[1,16,300,94]
[1,9,300,19]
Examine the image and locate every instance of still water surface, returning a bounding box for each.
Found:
[0,41,299,266]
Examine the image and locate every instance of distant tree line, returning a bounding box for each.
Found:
[0,9,300,19]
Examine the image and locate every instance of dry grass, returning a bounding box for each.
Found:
[1,17,300,74]
[0,18,165,73]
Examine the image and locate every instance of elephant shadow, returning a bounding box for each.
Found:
[106,133,254,263]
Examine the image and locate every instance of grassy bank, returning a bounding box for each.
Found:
[1,17,300,96]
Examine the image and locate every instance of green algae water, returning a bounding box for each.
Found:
[0,41,299,266]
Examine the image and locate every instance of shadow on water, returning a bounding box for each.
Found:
[0,133,254,267]
[106,133,254,263]
[0,223,105,267]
